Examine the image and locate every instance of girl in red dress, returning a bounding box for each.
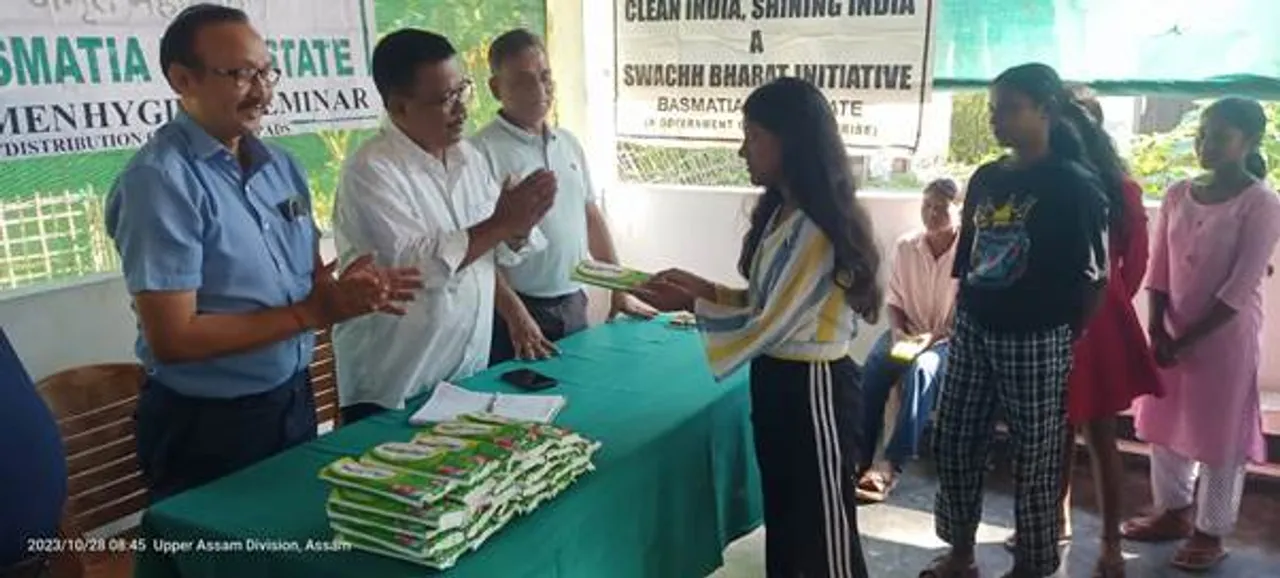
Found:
[1004,85,1163,578]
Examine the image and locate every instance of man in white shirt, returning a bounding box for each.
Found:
[332,29,556,424]
[856,178,960,502]
[471,29,655,363]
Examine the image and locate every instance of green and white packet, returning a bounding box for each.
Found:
[430,420,553,458]
[331,517,467,556]
[463,503,504,542]
[463,413,583,447]
[362,441,499,486]
[328,487,469,530]
[318,457,450,507]
[410,433,515,467]
[327,499,459,538]
[570,260,652,291]
[335,528,469,570]
[443,476,498,511]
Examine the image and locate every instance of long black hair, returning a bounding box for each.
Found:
[739,77,882,323]
[1203,96,1269,180]
[993,64,1128,239]
[1065,81,1136,242]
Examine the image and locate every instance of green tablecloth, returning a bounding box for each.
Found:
[134,319,762,578]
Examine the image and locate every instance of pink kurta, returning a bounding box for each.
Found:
[1135,179,1280,467]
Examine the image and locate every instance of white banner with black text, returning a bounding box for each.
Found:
[615,0,937,150]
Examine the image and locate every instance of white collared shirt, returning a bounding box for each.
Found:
[470,115,598,298]
[331,120,544,410]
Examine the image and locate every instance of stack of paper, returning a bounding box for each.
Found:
[318,413,601,569]
[570,260,652,291]
[409,382,566,426]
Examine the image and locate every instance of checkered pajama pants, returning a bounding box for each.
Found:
[932,311,1074,576]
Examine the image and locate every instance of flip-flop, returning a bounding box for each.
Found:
[854,471,896,503]
[1002,533,1072,552]
[1170,543,1228,572]
[918,554,979,578]
[1120,512,1192,543]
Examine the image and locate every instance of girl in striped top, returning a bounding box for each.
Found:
[631,77,883,578]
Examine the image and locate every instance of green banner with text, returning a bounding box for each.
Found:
[1,0,379,160]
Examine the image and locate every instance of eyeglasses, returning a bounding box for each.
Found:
[429,79,474,108]
[207,66,283,87]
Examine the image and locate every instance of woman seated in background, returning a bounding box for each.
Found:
[855,178,960,503]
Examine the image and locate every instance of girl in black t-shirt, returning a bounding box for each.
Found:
[920,63,1112,578]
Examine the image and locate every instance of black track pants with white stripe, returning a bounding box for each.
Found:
[750,355,869,578]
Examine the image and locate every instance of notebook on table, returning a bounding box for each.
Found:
[409,382,566,425]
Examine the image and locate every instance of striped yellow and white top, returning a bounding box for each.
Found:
[695,209,858,380]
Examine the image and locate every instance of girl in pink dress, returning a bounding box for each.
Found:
[1122,97,1280,572]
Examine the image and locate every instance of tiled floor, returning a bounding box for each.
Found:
[710,458,1280,577]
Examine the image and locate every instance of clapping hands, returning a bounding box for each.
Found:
[493,169,557,240]
[302,254,423,328]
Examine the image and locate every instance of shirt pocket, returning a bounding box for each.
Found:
[256,185,316,278]
[276,212,316,278]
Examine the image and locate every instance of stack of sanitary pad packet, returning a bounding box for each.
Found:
[317,412,600,569]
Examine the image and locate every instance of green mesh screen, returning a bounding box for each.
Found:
[934,0,1280,96]
[0,0,545,289]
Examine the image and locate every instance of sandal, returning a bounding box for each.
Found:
[1170,541,1228,572]
[1001,532,1072,553]
[855,470,896,503]
[919,553,978,578]
[1119,511,1192,543]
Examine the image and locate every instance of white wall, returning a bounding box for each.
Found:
[0,274,136,380]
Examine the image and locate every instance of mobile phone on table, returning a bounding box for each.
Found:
[500,369,558,391]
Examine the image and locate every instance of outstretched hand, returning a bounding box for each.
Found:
[648,268,717,301]
[629,277,697,313]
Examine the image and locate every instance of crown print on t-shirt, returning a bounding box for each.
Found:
[967,195,1038,289]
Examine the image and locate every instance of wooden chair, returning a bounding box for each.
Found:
[311,329,339,428]
[36,363,147,578]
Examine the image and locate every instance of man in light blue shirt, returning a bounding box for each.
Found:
[472,29,655,362]
[106,4,418,501]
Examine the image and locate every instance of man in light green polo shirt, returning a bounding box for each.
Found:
[472,28,655,362]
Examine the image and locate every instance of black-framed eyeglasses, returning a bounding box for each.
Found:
[207,66,282,87]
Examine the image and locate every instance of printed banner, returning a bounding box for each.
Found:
[615,0,937,150]
[0,0,380,160]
